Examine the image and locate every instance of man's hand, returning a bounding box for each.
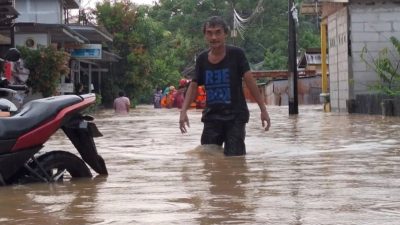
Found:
[243,72,271,131]
[179,111,190,133]
[261,110,271,131]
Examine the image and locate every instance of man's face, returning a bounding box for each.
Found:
[204,25,227,49]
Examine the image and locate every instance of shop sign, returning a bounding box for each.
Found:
[71,44,102,59]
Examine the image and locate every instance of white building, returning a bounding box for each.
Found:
[12,0,118,95]
[319,0,400,112]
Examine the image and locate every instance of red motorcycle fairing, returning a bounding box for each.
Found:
[10,94,96,152]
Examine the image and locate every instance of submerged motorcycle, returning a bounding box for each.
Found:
[0,48,108,186]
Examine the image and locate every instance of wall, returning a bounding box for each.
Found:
[262,76,322,106]
[351,94,400,116]
[14,34,48,49]
[349,0,400,95]
[327,7,351,112]
[15,0,62,24]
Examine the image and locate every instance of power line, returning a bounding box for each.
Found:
[232,0,264,40]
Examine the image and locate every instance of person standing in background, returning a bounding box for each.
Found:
[153,87,162,108]
[114,91,130,115]
[174,79,188,109]
[167,86,176,108]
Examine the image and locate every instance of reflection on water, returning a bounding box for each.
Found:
[185,145,254,225]
[1,104,400,225]
[0,177,107,225]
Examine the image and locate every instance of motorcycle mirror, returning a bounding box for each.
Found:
[0,99,18,112]
[4,48,21,62]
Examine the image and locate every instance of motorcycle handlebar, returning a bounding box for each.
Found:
[5,84,28,91]
[0,88,17,94]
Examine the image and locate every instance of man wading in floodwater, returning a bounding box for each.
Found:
[179,16,271,156]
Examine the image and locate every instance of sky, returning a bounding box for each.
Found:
[81,0,157,8]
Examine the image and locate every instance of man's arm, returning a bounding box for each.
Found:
[179,81,198,133]
[243,71,271,131]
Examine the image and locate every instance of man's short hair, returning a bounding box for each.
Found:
[203,16,229,34]
[118,91,125,97]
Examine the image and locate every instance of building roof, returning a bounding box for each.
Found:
[15,22,120,63]
[15,22,88,44]
[298,48,328,68]
[64,0,80,9]
[301,0,349,18]
[101,50,122,62]
[72,50,121,65]
[252,70,316,79]
[68,24,113,43]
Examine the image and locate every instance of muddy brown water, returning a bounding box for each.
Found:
[1,104,400,225]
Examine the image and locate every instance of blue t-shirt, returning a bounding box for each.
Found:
[193,45,250,122]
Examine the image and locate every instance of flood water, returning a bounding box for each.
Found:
[1,104,400,225]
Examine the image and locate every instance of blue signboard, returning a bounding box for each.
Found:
[71,44,102,59]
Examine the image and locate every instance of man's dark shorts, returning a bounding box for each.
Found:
[201,120,246,156]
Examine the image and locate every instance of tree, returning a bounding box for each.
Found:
[93,0,320,104]
[19,46,70,97]
[150,0,320,70]
[95,1,185,103]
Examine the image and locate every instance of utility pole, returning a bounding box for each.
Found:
[288,0,298,115]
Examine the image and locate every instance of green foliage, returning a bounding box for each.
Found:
[18,46,70,97]
[264,49,287,70]
[95,1,186,103]
[298,22,321,52]
[150,0,320,69]
[83,93,103,114]
[360,36,400,96]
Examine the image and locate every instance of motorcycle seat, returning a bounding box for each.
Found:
[0,95,82,139]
